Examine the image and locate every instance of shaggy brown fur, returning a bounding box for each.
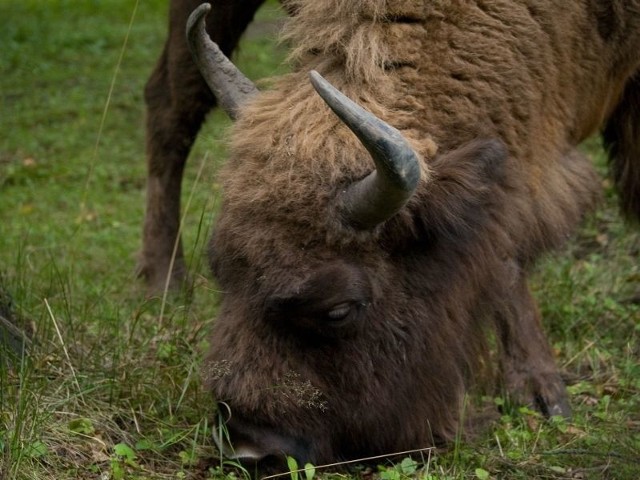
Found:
[151,0,640,471]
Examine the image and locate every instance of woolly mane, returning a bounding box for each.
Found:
[220,0,604,260]
[282,0,412,82]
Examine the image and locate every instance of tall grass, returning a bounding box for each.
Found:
[0,1,638,479]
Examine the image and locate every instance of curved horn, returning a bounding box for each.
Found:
[186,3,258,120]
[309,71,421,229]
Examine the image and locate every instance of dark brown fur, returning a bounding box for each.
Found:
[144,0,640,471]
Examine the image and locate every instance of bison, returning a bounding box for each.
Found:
[148,0,640,473]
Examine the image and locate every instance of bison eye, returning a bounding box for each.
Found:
[326,303,352,321]
[324,301,369,326]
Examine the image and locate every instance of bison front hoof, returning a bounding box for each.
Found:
[505,371,572,419]
[136,255,187,296]
[534,389,572,419]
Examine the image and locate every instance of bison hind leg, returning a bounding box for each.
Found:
[494,261,572,419]
[140,0,269,294]
[140,47,209,294]
[603,74,640,222]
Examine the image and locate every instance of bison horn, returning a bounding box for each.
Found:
[186,3,258,120]
[309,71,421,229]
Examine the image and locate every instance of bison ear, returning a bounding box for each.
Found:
[479,138,508,179]
[433,138,509,185]
[186,3,259,120]
[406,138,510,240]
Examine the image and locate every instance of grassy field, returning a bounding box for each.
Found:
[0,1,638,479]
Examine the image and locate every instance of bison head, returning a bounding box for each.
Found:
[188,3,511,473]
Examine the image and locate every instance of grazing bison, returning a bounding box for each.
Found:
[157,0,640,472]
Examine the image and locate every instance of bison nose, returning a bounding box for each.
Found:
[212,403,312,471]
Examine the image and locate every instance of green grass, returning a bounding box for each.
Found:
[0,1,638,479]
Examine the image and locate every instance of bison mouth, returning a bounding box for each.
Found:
[213,404,313,475]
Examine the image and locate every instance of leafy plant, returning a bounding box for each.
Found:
[287,455,317,480]
[110,443,139,480]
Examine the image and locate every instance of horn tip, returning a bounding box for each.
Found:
[187,3,212,35]
[197,2,212,15]
[187,3,213,56]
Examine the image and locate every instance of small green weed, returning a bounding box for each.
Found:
[286,455,317,480]
[378,457,419,480]
[111,442,140,479]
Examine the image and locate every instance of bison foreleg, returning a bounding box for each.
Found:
[495,262,571,418]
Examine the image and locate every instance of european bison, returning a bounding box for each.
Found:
[151,0,640,472]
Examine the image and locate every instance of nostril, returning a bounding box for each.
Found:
[214,402,275,462]
[212,403,255,461]
[217,401,233,423]
[211,404,312,470]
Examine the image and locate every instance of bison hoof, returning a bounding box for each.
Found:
[534,389,572,419]
[505,370,572,419]
[136,256,187,296]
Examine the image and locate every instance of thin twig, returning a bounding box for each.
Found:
[561,340,595,369]
[44,298,85,405]
[261,446,437,480]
